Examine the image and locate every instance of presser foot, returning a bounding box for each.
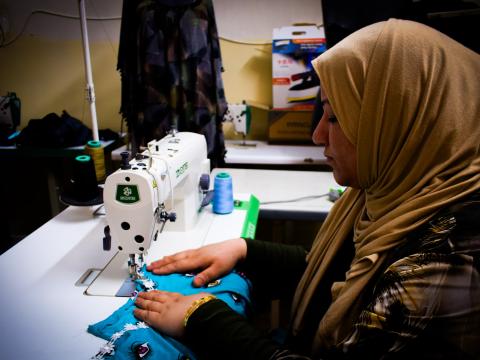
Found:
[115,254,145,297]
[127,253,145,280]
[115,277,137,297]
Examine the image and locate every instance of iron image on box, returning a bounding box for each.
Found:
[272,25,326,110]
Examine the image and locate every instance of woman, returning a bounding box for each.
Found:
[133,19,480,359]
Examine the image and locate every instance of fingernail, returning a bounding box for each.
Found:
[194,274,205,287]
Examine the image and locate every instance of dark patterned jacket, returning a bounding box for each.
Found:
[118,0,227,167]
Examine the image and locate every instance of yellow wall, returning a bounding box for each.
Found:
[0,34,272,140]
[0,36,122,132]
[220,40,272,140]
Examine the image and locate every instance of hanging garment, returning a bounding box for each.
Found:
[118,0,227,167]
[88,269,251,359]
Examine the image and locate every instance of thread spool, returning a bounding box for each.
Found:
[60,154,103,206]
[85,140,106,182]
[212,172,234,214]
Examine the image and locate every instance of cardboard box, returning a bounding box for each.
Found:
[272,26,326,110]
[268,110,313,143]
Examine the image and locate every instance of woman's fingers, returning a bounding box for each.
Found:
[133,291,205,338]
[151,256,209,275]
[148,249,215,275]
[135,291,180,313]
[133,306,164,327]
[134,293,166,325]
[146,239,246,282]
[192,264,222,287]
[192,272,208,287]
[136,290,168,303]
[147,251,190,271]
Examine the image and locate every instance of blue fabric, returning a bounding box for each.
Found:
[88,268,251,359]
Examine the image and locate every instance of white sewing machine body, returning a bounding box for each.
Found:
[104,132,210,256]
[86,131,257,297]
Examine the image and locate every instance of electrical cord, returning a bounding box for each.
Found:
[0,7,323,48]
[92,204,105,217]
[24,9,121,21]
[0,9,121,48]
[219,22,324,46]
[220,36,271,46]
[260,188,345,205]
[0,23,5,45]
[260,193,329,205]
[1,8,267,48]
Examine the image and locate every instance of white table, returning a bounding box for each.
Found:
[0,169,339,359]
[0,206,121,359]
[0,196,252,359]
[224,140,327,166]
[212,168,340,221]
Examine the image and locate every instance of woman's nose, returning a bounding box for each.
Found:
[312,111,328,145]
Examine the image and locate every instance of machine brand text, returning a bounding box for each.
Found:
[176,162,188,178]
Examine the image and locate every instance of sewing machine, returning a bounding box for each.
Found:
[224,103,255,147]
[103,131,211,279]
[84,131,259,297]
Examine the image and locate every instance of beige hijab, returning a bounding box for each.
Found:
[291,19,480,353]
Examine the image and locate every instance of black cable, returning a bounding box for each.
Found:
[92,204,105,217]
[0,23,5,46]
[0,9,121,48]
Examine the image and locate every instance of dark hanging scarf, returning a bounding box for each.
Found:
[118,0,227,167]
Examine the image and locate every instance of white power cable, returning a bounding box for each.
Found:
[260,193,329,205]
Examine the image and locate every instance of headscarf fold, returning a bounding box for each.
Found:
[291,19,480,353]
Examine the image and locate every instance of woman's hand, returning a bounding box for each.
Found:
[147,238,247,287]
[134,291,209,338]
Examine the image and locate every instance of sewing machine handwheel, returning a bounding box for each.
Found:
[199,173,210,191]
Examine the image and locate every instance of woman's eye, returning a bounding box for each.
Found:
[328,116,337,123]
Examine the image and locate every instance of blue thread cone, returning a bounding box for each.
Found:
[212,172,234,214]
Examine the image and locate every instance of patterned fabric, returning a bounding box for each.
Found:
[118,0,227,167]
[88,269,251,359]
[274,194,480,359]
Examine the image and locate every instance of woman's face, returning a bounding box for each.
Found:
[312,88,360,188]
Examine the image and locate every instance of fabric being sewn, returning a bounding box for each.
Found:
[88,268,251,359]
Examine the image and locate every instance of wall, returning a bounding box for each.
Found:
[0,0,123,133]
[0,0,323,139]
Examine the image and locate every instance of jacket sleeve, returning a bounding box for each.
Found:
[184,239,310,360]
[240,239,308,301]
[185,299,316,360]
[185,299,280,360]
